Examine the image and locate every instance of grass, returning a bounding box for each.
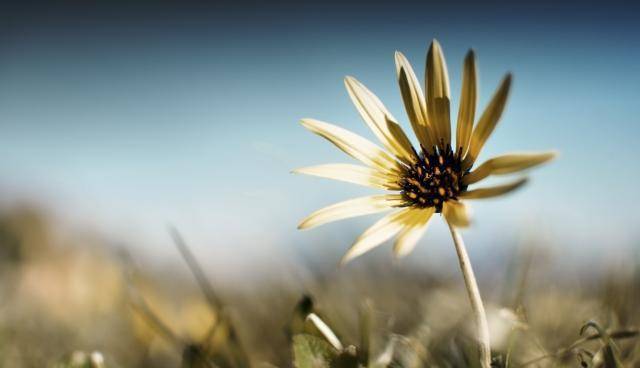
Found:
[0,206,638,367]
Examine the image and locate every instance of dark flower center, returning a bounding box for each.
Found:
[399,145,468,212]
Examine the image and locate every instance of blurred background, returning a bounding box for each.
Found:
[0,0,639,366]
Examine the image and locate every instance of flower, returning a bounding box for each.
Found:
[295,40,556,264]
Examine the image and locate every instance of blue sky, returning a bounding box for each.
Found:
[0,1,638,277]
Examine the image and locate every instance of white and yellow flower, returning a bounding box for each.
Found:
[295,40,556,264]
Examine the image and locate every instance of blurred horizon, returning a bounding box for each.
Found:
[1,0,639,281]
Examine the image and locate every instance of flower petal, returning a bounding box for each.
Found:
[293,164,400,190]
[463,151,557,185]
[344,76,416,164]
[425,39,451,148]
[298,194,404,230]
[393,207,435,258]
[300,118,401,175]
[460,177,528,199]
[442,200,471,227]
[395,51,436,152]
[341,207,414,264]
[464,74,513,169]
[456,50,477,156]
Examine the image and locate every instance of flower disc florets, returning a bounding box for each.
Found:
[399,144,468,212]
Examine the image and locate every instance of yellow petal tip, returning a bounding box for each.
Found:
[394,51,406,64]
[339,246,362,266]
[536,150,559,165]
[504,73,513,83]
[343,76,359,91]
[299,118,318,130]
[338,255,351,267]
[297,215,319,230]
[466,49,476,59]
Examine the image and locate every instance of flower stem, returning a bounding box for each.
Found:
[447,220,491,368]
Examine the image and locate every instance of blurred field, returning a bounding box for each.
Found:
[0,205,638,368]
